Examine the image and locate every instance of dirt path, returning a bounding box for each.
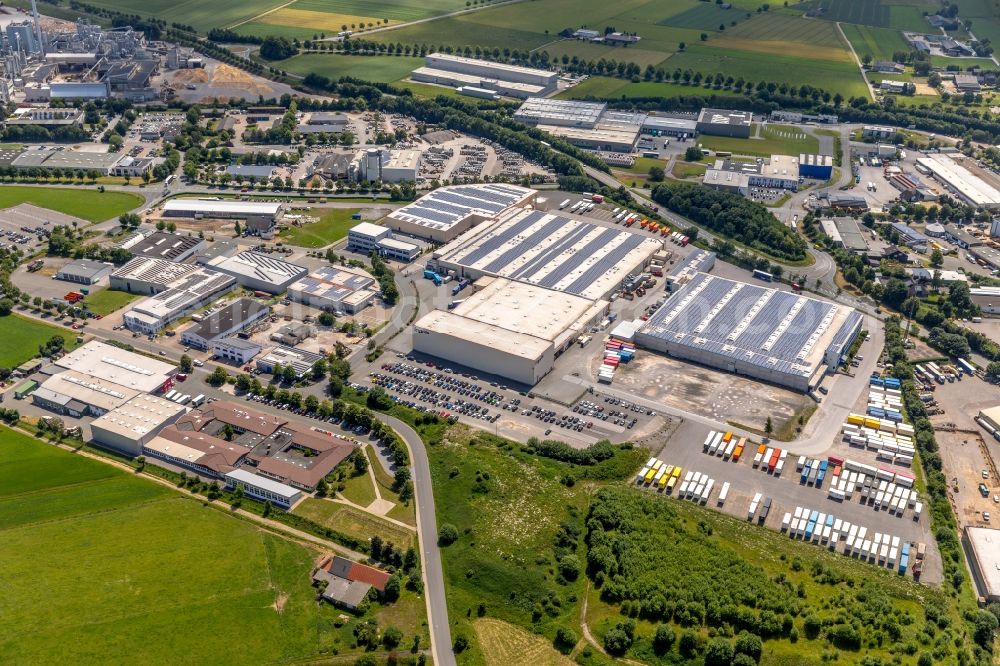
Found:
[836,21,875,101]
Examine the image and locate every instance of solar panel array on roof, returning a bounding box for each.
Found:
[434,209,661,300]
[388,184,532,231]
[637,273,851,381]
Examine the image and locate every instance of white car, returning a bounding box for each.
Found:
[193,359,204,367]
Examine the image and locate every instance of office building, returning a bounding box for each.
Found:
[347,222,421,262]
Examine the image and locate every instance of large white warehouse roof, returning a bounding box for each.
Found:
[385,183,534,238]
[163,199,284,216]
[916,154,1000,208]
[54,340,176,393]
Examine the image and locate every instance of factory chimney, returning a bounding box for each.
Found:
[30,0,44,55]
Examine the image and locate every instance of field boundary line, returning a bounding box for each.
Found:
[835,21,874,101]
[228,0,298,30]
[0,495,174,533]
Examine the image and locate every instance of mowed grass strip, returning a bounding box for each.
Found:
[0,314,78,370]
[0,186,142,223]
[473,618,574,666]
[278,208,361,247]
[0,427,361,665]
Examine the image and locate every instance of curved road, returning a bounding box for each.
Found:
[382,414,456,666]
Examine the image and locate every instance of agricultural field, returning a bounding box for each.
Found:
[366,0,870,97]
[957,0,1000,48]
[277,54,422,83]
[928,55,998,70]
[805,0,937,31]
[83,0,287,33]
[0,314,77,369]
[0,187,142,224]
[840,23,912,63]
[236,0,468,40]
[278,208,362,248]
[0,427,428,665]
[81,289,140,316]
[700,123,819,158]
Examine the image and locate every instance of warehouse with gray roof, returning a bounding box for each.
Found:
[123,268,236,334]
[206,251,307,294]
[431,207,663,301]
[635,272,863,391]
[180,298,270,350]
[384,183,535,242]
[127,231,205,262]
[110,256,200,294]
[696,108,753,138]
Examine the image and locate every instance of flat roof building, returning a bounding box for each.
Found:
[703,156,798,193]
[916,155,1000,208]
[11,148,122,173]
[162,199,284,222]
[180,298,270,350]
[971,286,1000,315]
[55,259,113,285]
[384,183,535,243]
[697,108,753,138]
[287,266,378,314]
[380,149,421,183]
[54,340,176,394]
[635,272,863,391]
[206,251,307,294]
[641,115,698,137]
[412,53,558,98]
[110,257,200,295]
[225,469,303,508]
[127,231,206,262]
[820,217,869,253]
[799,153,833,180]
[32,369,139,418]
[513,98,606,128]
[123,268,237,334]
[213,337,263,365]
[413,276,607,385]
[347,222,421,262]
[256,345,326,378]
[432,207,662,301]
[890,222,931,250]
[964,527,1000,602]
[144,427,250,479]
[513,98,641,152]
[89,393,187,457]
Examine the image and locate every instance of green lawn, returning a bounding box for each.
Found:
[277,54,423,83]
[82,289,141,316]
[340,468,378,506]
[295,498,415,549]
[671,161,708,179]
[279,208,361,248]
[0,314,77,369]
[699,123,819,158]
[557,77,747,102]
[0,426,427,664]
[0,187,142,223]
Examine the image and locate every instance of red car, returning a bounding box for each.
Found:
[175,373,188,381]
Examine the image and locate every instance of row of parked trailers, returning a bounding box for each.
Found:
[635,457,733,506]
[843,412,916,467]
[796,455,922,518]
[867,385,903,422]
[914,361,963,386]
[780,506,919,573]
[164,390,204,407]
[702,430,747,462]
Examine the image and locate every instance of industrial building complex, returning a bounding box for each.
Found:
[916,155,1000,209]
[413,276,607,385]
[287,266,379,314]
[635,273,863,391]
[123,267,236,334]
[411,53,559,99]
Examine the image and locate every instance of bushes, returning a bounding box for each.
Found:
[651,182,807,261]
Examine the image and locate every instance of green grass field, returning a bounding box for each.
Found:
[658,2,744,30]
[295,498,415,549]
[699,124,819,157]
[279,208,361,248]
[957,0,1000,47]
[806,0,936,31]
[236,0,469,39]
[0,427,426,664]
[556,77,746,102]
[82,289,140,316]
[542,40,670,69]
[671,161,708,179]
[277,54,422,83]
[0,314,77,369]
[840,23,911,62]
[0,187,142,223]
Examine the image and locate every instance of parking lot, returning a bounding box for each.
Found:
[646,419,941,583]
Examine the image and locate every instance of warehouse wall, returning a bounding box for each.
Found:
[413,328,552,385]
